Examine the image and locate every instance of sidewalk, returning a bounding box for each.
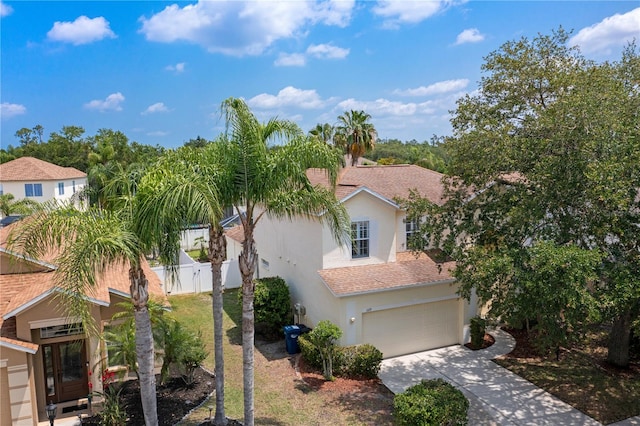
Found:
[380,328,602,426]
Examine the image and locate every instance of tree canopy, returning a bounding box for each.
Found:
[401,30,640,366]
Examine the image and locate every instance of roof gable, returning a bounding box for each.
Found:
[0,156,86,181]
[307,164,445,206]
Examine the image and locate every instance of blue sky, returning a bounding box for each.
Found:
[2,1,639,149]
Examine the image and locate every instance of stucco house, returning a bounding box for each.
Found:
[226,164,479,359]
[0,157,88,214]
[0,222,166,425]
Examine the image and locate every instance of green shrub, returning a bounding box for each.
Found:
[394,378,469,426]
[470,316,486,349]
[299,334,322,370]
[180,331,208,386]
[300,335,383,379]
[343,344,383,378]
[240,276,291,337]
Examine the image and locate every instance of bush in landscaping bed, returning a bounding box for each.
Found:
[240,276,291,337]
[393,378,469,426]
[299,335,383,379]
[339,344,383,378]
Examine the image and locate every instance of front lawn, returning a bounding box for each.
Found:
[495,327,640,425]
[169,291,394,425]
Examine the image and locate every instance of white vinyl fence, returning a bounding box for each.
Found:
[151,248,242,295]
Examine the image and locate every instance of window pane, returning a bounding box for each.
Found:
[25,184,33,197]
[351,221,370,258]
[34,184,43,196]
[58,182,64,195]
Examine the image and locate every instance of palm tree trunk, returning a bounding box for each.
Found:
[209,225,228,426]
[130,266,159,426]
[239,235,258,426]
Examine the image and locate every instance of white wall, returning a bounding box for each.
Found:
[180,226,210,251]
[1,178,87,210]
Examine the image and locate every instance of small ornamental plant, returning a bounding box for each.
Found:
[97,369,127,426]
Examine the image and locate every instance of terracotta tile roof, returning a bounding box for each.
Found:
[318,251,456,296]
[307,164,446,206]
[0,156,86,181]
[0,336,38,353]
[225,224,244,243]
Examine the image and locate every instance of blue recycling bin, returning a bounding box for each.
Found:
[283,324,311,354]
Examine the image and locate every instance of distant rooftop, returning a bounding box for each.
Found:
[0,157,86,181]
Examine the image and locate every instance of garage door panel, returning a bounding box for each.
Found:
[362,300,459,358]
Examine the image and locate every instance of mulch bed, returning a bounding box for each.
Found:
[82,367,217,426]
[464,332,495,350]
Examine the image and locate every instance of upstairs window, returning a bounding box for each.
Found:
[351,220,370,258]
[405,218,420,249]
[25,183,43,197]
[72,180,76,194]
[58,182,65,195]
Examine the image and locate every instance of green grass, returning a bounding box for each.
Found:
[495,330,640,425]
[168,291,314,424]
[169,291,395,425]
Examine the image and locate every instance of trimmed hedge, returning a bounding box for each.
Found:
[299,334,383,379]
[393,378,469,426]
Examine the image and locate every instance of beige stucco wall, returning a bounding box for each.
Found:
[0,349,36,426]
[0,365,9,426]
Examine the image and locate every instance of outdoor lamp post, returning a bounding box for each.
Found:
[46,402,57,426]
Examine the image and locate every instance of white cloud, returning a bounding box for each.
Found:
[139,0,355,56]
[307,43,349,59]
[569,8,640,55]
[372,0,461,29]
[394,79,469,96]
[314,0,355,27]
[247,86,330,109]
[142,102,170,115]
[84,92,125,112]
[337,98,418,116]
[1,102,26,119]
[47,16,116,45]
[455,28,484,45]
[147,131,168,137]
[1,1,13,17]
[165,62,186,73]
[275,53,306,67]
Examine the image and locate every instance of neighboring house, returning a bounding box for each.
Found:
[226,164,479,359]
[0,157,88,214]
[0,223,167,425]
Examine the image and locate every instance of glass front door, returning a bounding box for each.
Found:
[42,340,88,403]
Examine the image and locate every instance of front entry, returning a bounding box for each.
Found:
[42,340,88,403]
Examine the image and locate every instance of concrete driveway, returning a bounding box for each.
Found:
[379,328,603,425]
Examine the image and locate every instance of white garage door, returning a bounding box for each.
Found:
[362,299,460,358]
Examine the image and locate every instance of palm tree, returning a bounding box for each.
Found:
[308,123,334,144]
[334,110,378,166]
[135,145,230,425]
[0,193,39,217]
[8,203,161,426]
[220,97,350,426]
